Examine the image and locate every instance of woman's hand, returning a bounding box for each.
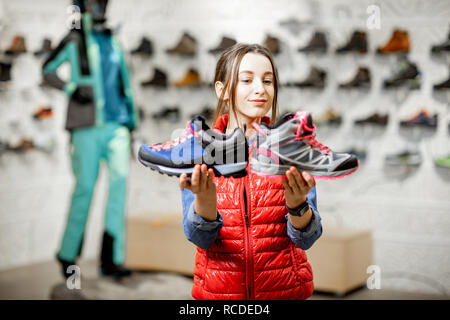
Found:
[180,164,217,221]
[281,167,316,229]
[282,167,316,209]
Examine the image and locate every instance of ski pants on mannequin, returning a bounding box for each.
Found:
[57,122,130,265]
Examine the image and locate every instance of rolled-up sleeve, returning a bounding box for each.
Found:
[286,187,323,250]
[181,188,223,250]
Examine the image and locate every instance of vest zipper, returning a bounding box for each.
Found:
[243,188,249,227]
[242,178,254,300]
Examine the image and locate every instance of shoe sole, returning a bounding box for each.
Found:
[138,155,248,178]
[250,159,359,180]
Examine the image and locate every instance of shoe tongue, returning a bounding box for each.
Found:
[293,111,314,136]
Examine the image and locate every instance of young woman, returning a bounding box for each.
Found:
[180,43,322,300]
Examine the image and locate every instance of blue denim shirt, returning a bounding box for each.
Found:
[181,183,322,250]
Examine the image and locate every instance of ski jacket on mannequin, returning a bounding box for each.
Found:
[42,7,138,131]
[182,114,321,300]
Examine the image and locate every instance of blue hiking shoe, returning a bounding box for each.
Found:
[138,115,248,177]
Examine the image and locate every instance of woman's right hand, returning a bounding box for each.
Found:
[180,164,218,221]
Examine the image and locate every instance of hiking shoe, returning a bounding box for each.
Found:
[434,155,450,169]
[209,36,237,55]
[263,34,281,55]
[0,61,12,82]
[336,30,368,54]
[34,38,53,57]
[431,31,450,54]
[250,111,359,179]
[151,107,180,123]
[99,232,132,279]
[385,150,422,166]
[376,29,410,54]
[138,116,248,177]
[131,37,153,56]
[354,113,389,126]
[298,31,328,54]
[383,58,421,89]
[166,32,197,56]
[100,264,132,279]
[141,67,168,88]
[291,66,326,89]
[56,255,77,280]
[433,76,450,90]
[5,35,27,55]
[339,67,371,89]
[173,68,201,87]
[399,110,438,129]
[33,106,53,120]
[315,109,342,126]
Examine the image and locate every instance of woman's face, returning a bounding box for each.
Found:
[233,52,275,122]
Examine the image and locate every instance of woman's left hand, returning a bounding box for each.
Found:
[281,167,316,209]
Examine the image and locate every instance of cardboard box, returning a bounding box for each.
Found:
[125,214,196,276]
[307,226,373,295]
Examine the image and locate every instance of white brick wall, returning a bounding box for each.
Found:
[0,0,449,295]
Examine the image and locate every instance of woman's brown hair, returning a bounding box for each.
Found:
[212,43,279,127]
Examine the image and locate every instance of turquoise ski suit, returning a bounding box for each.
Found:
[42,13,138,265]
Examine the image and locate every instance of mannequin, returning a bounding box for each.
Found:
[42,0,138,279]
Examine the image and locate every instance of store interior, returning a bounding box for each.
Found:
[0,0,449,300]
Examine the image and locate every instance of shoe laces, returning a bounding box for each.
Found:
[151,121,195,151]
[252,112,331,154]
[294,112,330,154]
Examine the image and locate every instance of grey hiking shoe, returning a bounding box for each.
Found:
[250,111,359,179]
[383,58,421,89]
[385,150,422,166]
[290,66,326,89]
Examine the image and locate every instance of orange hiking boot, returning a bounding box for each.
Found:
[173,68,201,87]
[377,29,410,54]
[33,106,54,120]
[5,35,27,55]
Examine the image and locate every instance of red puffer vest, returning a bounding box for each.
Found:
[191,114,314,300]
